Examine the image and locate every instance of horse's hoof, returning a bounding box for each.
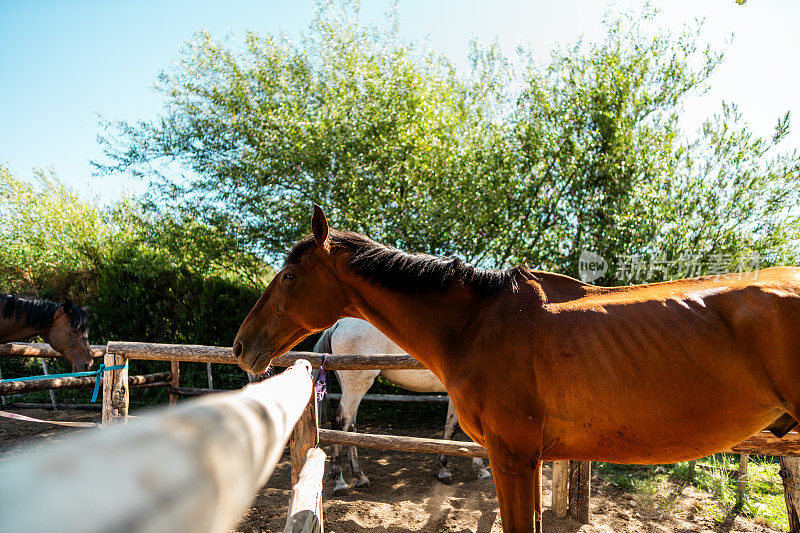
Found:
[333,484,350,496]
[477,469,492,480]
[355,477,370,488]
[437,472,454,485]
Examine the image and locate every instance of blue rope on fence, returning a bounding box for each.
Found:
[0,362,129,403]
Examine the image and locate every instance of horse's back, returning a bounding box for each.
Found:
[525,267,800,462]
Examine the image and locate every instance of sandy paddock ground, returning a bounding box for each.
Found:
[0,409,783,533]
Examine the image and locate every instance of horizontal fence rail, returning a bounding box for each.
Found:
[326,392,449,403]
[0,371,171,396]
[319,429,800,458]
[726,431,800,456]
[0,342,106,359]
[0,360,314,533]
[105,341,426,369]
[319,428,490,459]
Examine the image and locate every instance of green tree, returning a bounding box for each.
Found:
[504,11,800,279]
[96,2,799,281]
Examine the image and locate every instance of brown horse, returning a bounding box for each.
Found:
[234,205,800,533]
[0,294,93,371]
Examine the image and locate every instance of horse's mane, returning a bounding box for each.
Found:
[286,231,533,298]
[0,294,88,332]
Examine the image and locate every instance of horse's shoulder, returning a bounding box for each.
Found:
[525,271,596,303]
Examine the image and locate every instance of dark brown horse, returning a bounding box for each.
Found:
[234,206,800,533]
[0,294,93,371]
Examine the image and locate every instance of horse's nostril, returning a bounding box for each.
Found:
[233,341,243,358]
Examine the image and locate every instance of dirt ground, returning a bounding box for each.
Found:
[0,408,784,533]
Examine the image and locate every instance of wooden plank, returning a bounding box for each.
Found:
[273,352,425,370]
[9,403,102,411]
[318,428,488,458]
[781,456,800,533]
[327,393,448,403]
[107,341,237,364]
[0,372,171,396]
[169,360,180,407]
[169,386,226,396]
[0,360,314,533]
[291,398,319,485]
[568,460,590,524]
[105,341,426,369]
[102,352,128,426]
[0,342,106,359]
[551,460,569,519]
[128,372,172,386]
[285,447,326,533]
[726,432,800,456]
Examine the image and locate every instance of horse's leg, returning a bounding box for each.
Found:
[329,441,349,496]
[473,456,492,479]
[533,460,542,533]
[487,442,539,533]
[333,369,378,492]
[345,415,370,488]
[436,400,459,484]
[443,400,491,480]
[328,414,349,496]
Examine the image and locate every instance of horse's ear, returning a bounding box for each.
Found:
[311,204,330,252]
[62,300,73,315]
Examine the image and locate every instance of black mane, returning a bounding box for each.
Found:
[0,294,88,333]
[286,231,530,298]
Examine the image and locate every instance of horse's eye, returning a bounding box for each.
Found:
[283,272,298,281]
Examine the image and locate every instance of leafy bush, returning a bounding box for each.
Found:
[0,166,270,399]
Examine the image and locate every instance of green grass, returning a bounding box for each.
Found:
[596,455,788,530]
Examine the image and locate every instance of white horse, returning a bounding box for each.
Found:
[314,317,491,495]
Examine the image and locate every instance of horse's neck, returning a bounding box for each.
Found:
[0,317,47,344]
[340,273,474,380]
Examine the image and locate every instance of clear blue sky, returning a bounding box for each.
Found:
[1,0,798,204]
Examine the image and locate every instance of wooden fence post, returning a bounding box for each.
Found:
[737,453,749,505]
[568,460,590,524]
[0,364,5,406]
[169,360,180,407]
[39,358,57,408]
[291,397,319,485]
[102,352,128,426]
[780,456,800,533]
[552,460,569,519]
[285,447,326,533]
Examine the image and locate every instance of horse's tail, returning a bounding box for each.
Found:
[313,321,338,353]
[312,320,339,426]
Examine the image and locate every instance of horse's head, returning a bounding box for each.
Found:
[234,205,349,373]
[48,301,93,372]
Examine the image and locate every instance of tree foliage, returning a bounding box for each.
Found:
[96,2,800,282]
[0,166,269,395]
